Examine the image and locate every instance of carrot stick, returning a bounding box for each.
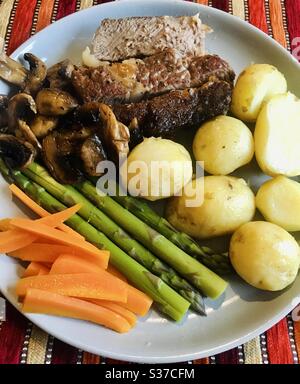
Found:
[23,262,49,277]
[16,273,128,302]
[0,218,12,232]
[48,254,152,316]
[9,184,84,241]
[9,219,109,268]
[0,229,38,253]
[9,244,109,268]
[35,204,82,227]
[107,264,128,282]
[89,300,136,326]
[23,289,132,333]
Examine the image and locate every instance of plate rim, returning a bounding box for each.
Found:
[1,0,300,363]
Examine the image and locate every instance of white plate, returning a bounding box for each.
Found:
[1,0,300,364]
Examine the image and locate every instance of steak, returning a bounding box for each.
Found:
[112,80,233,138]
[72,51,235,103]
[91,15,210,61]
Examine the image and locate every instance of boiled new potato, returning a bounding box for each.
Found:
[165,176,255,239]
[231,64,287,122]
[256,176,300,231]
[254,92,300,176]
[120,137,193,201]
[193,116,254,175]
[230,221,300,291]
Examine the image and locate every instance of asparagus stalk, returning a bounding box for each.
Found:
[112,188,231,274]
[0,158,190,321]
[25,162,228,299]
[21,165,205,314]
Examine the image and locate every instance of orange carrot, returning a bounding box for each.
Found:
[48,254,152,316]
[23,289,132,333]
[9,243,109,268]
[107,264,127,282]
[89,300,136,327]
[16,273,128,302]
[0,218,12,232]
[122,286,153,316]
[50,254,107,275]
[35,204,82,227]
[9,184,84,241]
[9,219,109,268]
[23,262,49,277]
[0,229,38,253]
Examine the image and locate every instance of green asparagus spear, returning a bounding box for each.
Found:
[25,162,228,299]
[0,158,190,321]
[111,186,231,274]
[21,164,205,314]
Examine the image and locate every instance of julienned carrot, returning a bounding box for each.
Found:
[50,254,105,275]
[23,289,132,333]
[122,286,153,316]
[89,300,136,327]
[16,273,128,302]
[9,243,109,268]
[9,184,84,241]
[48,253,152,316]
[107,264,127,282]
[9,219,109,268]
[35,204,82,227]
[23,262,49,277]
[0,229,38,253]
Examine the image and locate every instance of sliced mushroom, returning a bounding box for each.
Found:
[0,134,36,169]
[7,93,41,149]
[128,117,143,148]
[54,126,95,156]
[0,95,8,128]
[36,88,78,116]
[76,102,101,125]
[42,133,83,184]
[0,48,46,95]
[23,53,47,95]
[30,115,58,139]
[98,103,130,161]
[47,59,74,90]
[81,134,107,176]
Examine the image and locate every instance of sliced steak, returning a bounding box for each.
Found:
[71,51,235,103]
[91,15,210,61]
[112,80,233,138]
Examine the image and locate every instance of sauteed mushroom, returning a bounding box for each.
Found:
[0,95,8,129]
[30,115,58,139]
[0,134,36,169]
[0,49,46,95]
[36,88,78,116]
[98,103,130,161]
[47,59,74,90]
[81,134,107,176]
[7,93,40,149]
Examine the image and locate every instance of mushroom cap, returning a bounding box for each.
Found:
[0,134,36,169]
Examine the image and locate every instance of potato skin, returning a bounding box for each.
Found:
[165,176,255,239]
[256,176,300,232]
[230,221,300,291]
[254,92,300,177]
[231,64,287,122]
[193,115,254,175]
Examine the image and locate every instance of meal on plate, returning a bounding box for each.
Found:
[0,14,299,334]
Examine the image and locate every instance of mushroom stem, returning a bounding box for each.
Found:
[0,49,28,87]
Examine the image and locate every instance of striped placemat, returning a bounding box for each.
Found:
[0,0,299,364]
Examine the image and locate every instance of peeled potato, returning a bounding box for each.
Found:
[254,92,300,176]
[256,176,300,231]
[165,176,255,239]
[120,137,193,201]
[193,115,254,175]
[231,64,287,122]
[230,221,300,291]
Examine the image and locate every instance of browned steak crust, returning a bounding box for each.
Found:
[112,80,233,138]
[71,52,235,104]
